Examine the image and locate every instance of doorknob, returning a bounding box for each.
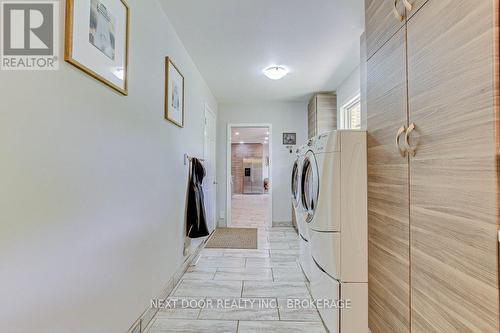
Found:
[393,0,404,21]
[213,181,218,185]
[405,123,417,157]
[396,126,407,157]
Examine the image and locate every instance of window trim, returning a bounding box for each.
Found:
[339,93,361,129]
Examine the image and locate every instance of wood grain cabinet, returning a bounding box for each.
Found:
[407,1,499,331]
[365,0,406,60]
[365,0,431,60]
[367,28,410,333]
[307,93,337,139]
[367,0,500,332]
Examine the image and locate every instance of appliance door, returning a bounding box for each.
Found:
[291,160,300,205]
[243,159,253,194]
[251,158,263,194]
[301,150,319,224]
[309,229,340,280]
[310,259,340,333]
[243,158,264,194]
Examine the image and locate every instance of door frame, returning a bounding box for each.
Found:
[204,104,217,233]
[226,123,273,227]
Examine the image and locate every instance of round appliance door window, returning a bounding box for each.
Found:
[291,160,300,204]
[301,151,319,223]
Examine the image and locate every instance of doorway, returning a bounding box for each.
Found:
[226,124,272,228]
[203,105,217,233]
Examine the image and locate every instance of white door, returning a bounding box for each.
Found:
[203,106,217,233]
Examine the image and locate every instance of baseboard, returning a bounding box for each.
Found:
[126,237,208,333]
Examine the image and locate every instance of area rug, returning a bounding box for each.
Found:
[205,227,258,249]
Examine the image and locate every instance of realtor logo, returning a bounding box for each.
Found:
[1,1,59,70]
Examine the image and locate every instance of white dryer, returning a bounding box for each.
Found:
[302,130,368,333]
[292,144,310,239]
[291,143,312,281]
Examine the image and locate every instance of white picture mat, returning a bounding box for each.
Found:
[71,0,127,89]
[167,63,184,125]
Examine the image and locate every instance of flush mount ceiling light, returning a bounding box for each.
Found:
[263,66,288,80]
[235,132,240,136]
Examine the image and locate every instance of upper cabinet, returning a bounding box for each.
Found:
[365,0,406,59]
[365,0,430,59]
[308,93,337,139]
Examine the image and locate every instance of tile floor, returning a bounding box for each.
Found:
[145,226,327,333]
[230,194,270,228]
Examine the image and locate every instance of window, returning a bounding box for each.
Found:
[340,94,361,129]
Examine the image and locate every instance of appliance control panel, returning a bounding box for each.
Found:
[315,133,330,152]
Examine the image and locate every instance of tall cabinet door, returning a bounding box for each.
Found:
[365,0,406,59]
[367,28,410,333]
[407,0,499,332]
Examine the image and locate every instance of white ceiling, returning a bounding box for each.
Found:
[159,0,365,103]
[231,127,269,144]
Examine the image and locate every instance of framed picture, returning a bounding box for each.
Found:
[283,132,297,145]
[165,57,185,127]
[65,0,129,95]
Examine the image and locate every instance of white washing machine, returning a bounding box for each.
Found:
[292,144,310,240]
[291,143,312,281]
[302,130,368,333]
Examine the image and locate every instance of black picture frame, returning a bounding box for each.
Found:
[283,132,297,145]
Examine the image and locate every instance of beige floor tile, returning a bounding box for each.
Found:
[277,299,321,322]
[214,267,273,281]
[182,267,216,280]
[195,256,246,268]
[230,194,270,228]
[149,319,237,333]
[245,257,299,268]
[155,308,201,320]
[173,279,243,297]
[238,321,327,333]
[146,226,326,333]
[198,298,279,321]
[272,267,307,282]
[242,281,310,298]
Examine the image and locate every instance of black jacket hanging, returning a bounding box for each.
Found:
[186,158,210,238]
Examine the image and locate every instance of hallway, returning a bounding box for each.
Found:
[231,194,271,228]
[145,226,326,333]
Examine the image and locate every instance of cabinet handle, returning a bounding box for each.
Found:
[405,123,417,157]
[393,0,404,22]
[402,0,413,11]
[396,126,407,157]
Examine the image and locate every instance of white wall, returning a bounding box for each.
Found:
[336,65,361,115]
[0,1,217,333]
[216,102,308,225]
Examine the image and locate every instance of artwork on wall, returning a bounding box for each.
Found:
[283,132,297,145]
[65,0,129,95]
[165,57,185,127]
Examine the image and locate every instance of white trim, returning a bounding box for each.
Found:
[204,104,217,232]
[339,93,361,129]
[226,123,273,228]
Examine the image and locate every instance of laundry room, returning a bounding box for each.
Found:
[1,1,499,333]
